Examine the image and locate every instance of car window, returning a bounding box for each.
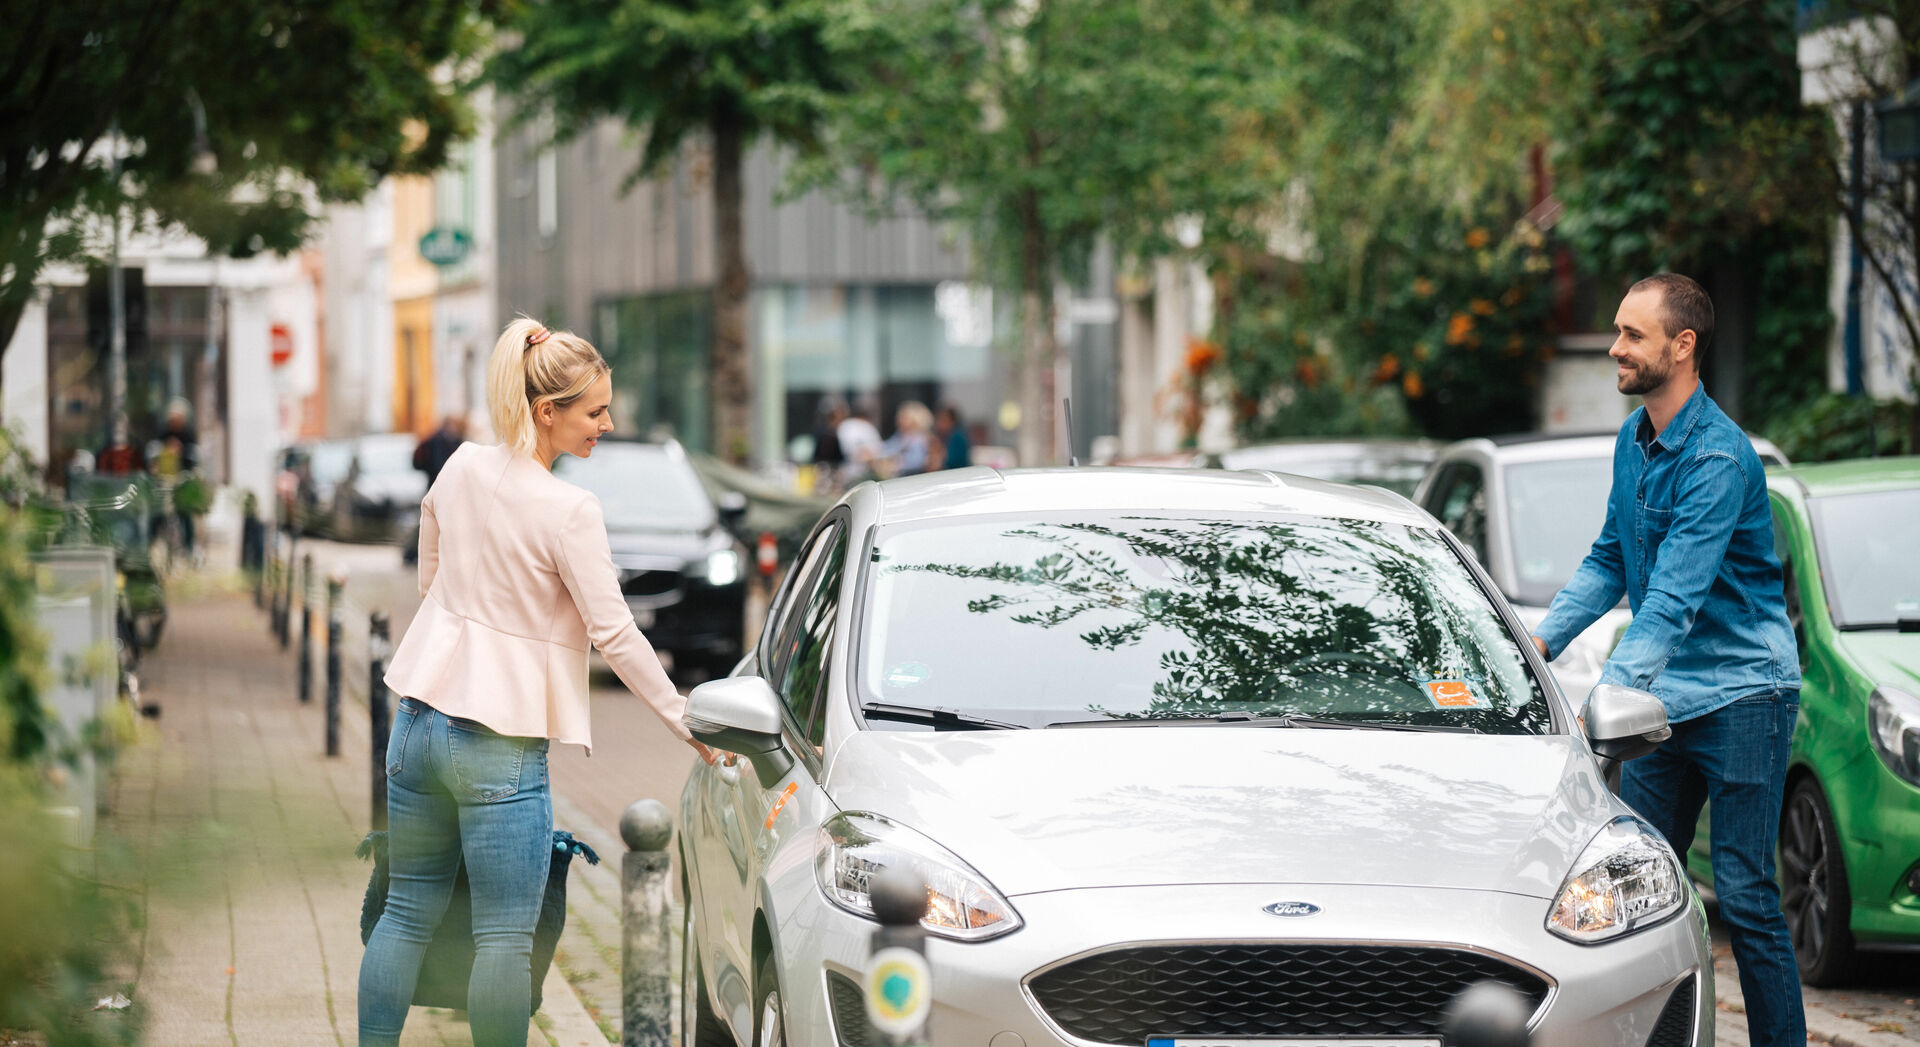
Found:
[1809,488,1920,629]
[772,526,849,747]
[861,511,1552,734]
[1430,464,1489,566]
[761,520,844,684]
[1503,456,1613,607]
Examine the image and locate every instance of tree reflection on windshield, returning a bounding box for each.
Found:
[872,515,1548,733]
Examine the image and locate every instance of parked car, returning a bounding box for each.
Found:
[1685,456,1920,984]
[1219,437,1441,497]
[1413,432,1786,701]
[330,433,428,543]
[678,466,1710,1047]
[551,439,749,678]
[279,439,352,536]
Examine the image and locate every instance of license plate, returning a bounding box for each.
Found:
[1149,1040,1440,1047]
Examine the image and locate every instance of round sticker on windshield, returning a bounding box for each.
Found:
[886,662,931,688]
[1425,679,1486,710]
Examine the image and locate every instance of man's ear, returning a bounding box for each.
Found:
[1672,328,1697,370]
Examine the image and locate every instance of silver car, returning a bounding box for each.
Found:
[1412,433,1786,701]
[678,466,1713,1047]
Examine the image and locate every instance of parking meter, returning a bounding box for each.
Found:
[864,867,933,1046]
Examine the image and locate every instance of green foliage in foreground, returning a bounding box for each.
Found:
[0,431,138,1046]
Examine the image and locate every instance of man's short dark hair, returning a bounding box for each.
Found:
[1630,272,1714,364]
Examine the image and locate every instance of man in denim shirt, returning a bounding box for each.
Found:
[1533,273,1802,1047]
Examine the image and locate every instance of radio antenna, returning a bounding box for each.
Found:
[1063,397,1078,466]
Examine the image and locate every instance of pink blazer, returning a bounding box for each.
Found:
[383,441,692,753]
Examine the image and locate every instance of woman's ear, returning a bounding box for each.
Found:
[534,399,554,428]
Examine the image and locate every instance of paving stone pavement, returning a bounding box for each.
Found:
[107,582,611,1047]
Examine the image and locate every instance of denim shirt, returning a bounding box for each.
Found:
[1536,384,1799,722]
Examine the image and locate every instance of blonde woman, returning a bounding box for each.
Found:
[359,318,712,1046]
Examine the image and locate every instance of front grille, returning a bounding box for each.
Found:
[621,569,680,599]
[1028,943,1550,1044]
[1645,977,1695,1047]
[826,971,879,1047]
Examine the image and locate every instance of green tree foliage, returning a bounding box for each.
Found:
[0,0,495,360]
[806,0,1292,465]
[1553,0,1833,429]
[1205,3,1578,440]
[491,0,851,462]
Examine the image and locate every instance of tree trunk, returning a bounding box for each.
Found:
[1017,193,1056,467]
[710,109,751,465]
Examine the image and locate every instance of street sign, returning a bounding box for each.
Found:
[418,226,473,267]
[270,323,293,366]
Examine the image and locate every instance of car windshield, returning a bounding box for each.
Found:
[307,443,354,485]
[355,436,416,476]
[552,443,716,531]
[1505,456,1613,607]
[1812,488,1920,628]
[860,512,1552,733]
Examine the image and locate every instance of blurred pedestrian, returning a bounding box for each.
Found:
[360,317,714,1047]
[935,401,970,470]
[413,414,468,489]
[810,396,847,488]
[880,400,936,476]
[405,415,467,565]
[835,402,883,486]
[1530,273,1802,1047]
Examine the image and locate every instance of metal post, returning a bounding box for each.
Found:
[1846,98,1867,398]
[864,868,933,1046]
[324,571,343,757]
[297,552,314,703]
[368,611,391,829]
[619,800,673,1047]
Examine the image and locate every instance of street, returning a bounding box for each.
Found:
[296,534,1920,1047]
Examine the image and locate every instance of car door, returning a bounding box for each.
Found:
[707,514,850,1034]
[1421,460,1491,567]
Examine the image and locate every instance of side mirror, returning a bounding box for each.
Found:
[1582,683,1671,763]
[716,491,749,529]
[685,675,793,788]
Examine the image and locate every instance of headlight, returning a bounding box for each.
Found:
[1547,817,1686,943]
[700,550,741,587]
[1869,686,1920,787]
[815,811,1022,941]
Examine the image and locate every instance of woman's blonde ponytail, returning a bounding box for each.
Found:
[485,317,611,460]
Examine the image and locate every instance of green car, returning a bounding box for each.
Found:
[1687,456,1920,984]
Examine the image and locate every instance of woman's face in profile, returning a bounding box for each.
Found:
[546,372,614,460]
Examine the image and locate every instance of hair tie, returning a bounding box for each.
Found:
[526,327,552,348]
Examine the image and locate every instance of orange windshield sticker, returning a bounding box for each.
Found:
[1425,679,1485,709]
[765,781,800,829]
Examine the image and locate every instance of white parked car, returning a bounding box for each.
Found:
[677,466,1711,1047]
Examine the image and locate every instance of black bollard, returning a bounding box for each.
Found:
[368,611,391,829]
[1441,980,1533,1047]
[297,553,314,703]
[325,572,343,757]
[864,867,933,1046]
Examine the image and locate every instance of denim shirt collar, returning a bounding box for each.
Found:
[1634,381,1709,456]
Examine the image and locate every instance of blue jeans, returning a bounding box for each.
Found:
[358,699,552,1047]
[1622,691,1803,1047]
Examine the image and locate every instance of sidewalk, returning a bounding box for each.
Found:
[108,583,614,1047]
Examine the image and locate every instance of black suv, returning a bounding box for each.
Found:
[551,439,749,678]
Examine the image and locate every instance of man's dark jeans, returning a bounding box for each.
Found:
[1622,691,1803,1047]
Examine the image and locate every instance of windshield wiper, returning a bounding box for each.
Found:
[859,702,1029,730]
[1046,712,1480,733]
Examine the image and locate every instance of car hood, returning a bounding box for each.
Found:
[352,472,427,504]
[824,728,1617,899]
[1838,632,1920,693]
[606,527,725,564]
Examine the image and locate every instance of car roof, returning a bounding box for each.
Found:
[1440,430,1787,466]
[1770,455,1920,497]
[857,466,1433,528]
